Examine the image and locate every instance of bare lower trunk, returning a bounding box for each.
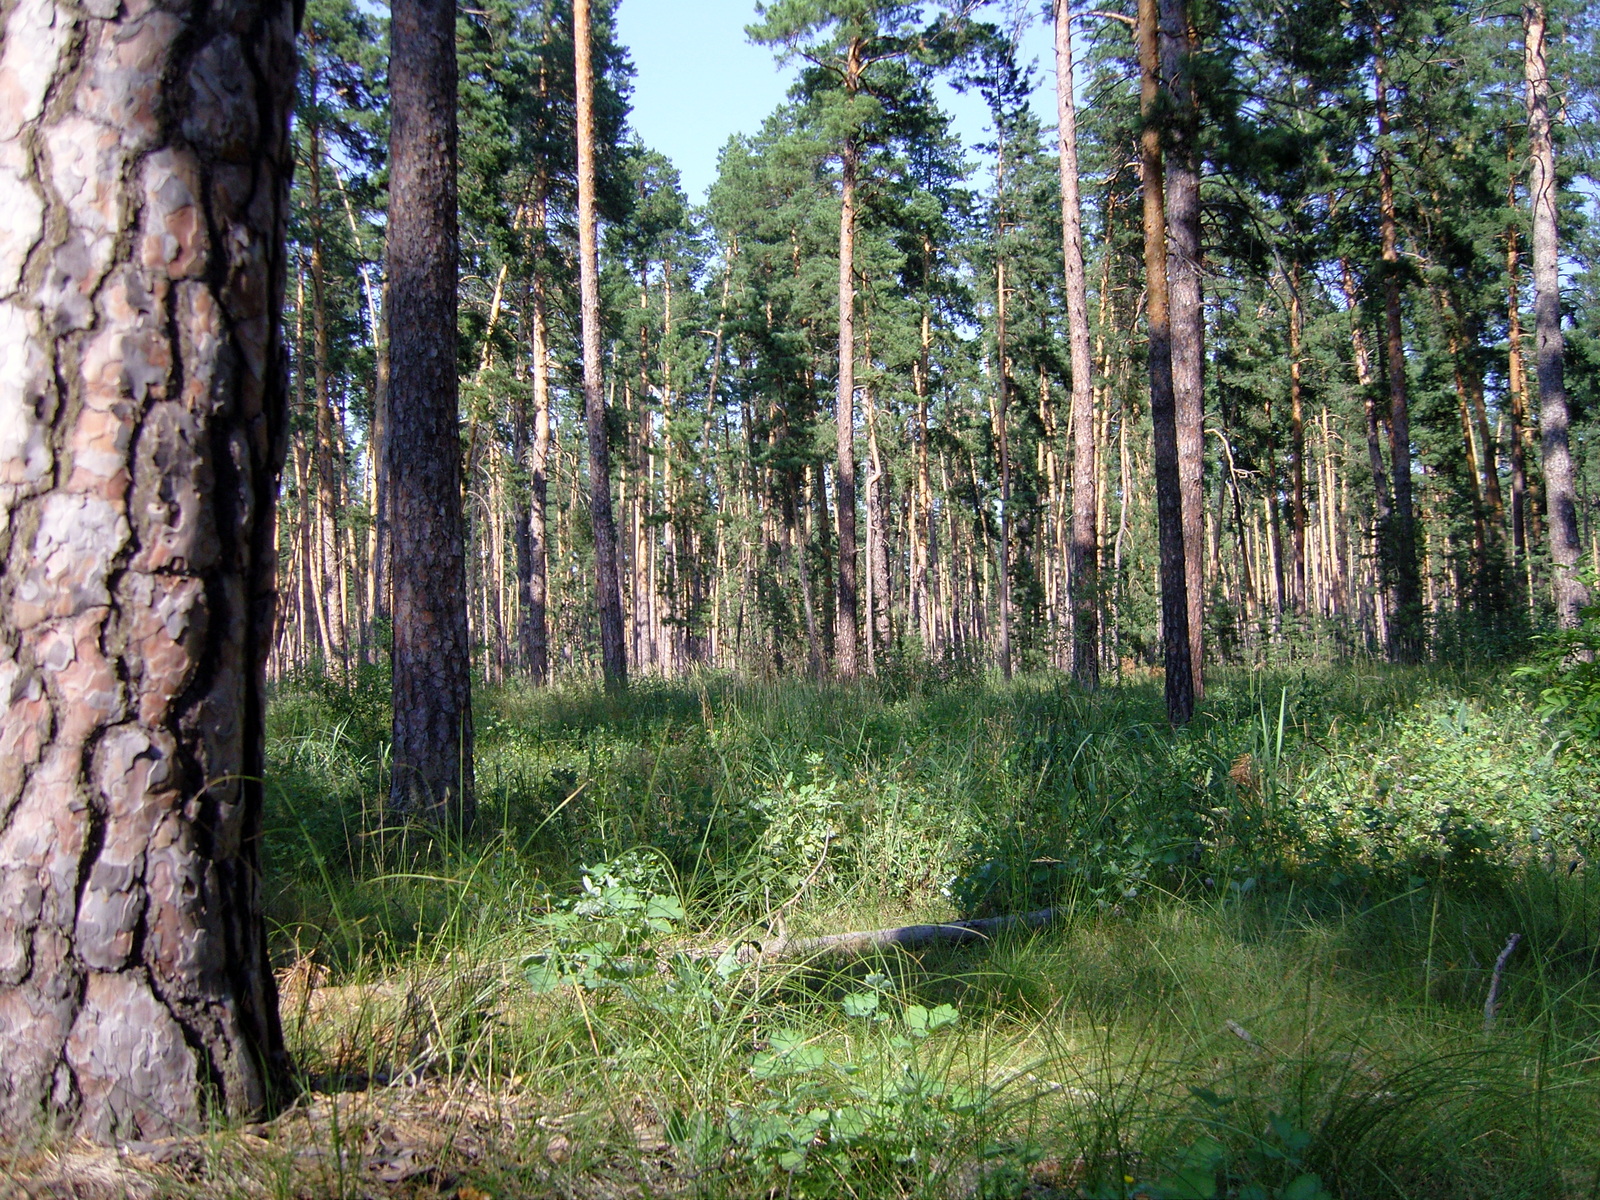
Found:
[522,261,553,682]
[370,277,391,628]
[1524,0,1586,627]
[0,0,296,1140]
[867,389,892,661]
[388,0,474,819]
[1160,0,1204,696]
[1341,258,1394,642]
[1289,264,1306,612]
[1507,218,1529,572]
[308,119,346,669]
[1140,0,1193,724]
[1056,0,1099,689]
[995,257,1013,681]
[835,129,860,679]
[575,0,627,686]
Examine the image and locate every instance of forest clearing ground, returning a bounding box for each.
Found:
[7,662,1600,1198]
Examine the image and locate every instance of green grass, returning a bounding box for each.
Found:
[253,662,1600,1199]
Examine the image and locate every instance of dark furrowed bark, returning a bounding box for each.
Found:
[0,0,297,1141]
[1140,0,1194,725]
[387,0,475,818]
[1524,0,1587,628]
[1159,0,1205,697]
[575,0,627,688]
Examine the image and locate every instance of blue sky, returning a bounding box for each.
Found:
[614,0,1060,204]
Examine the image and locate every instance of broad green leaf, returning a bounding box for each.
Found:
[523,957,567,994]
[842,991,880,1017]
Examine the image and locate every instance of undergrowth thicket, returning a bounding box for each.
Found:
[261,663,1600,1198]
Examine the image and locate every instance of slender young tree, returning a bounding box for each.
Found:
[750,0,972,678]
[576,0,628,687]
[0,0,295,1139]
[388,0,475,818]
[1056,0,1099,688]
[1523,0,1586,628]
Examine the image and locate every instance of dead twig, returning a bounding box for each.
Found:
[1483,931,1521,1031]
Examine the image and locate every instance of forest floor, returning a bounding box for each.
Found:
[11,661,1600,1199]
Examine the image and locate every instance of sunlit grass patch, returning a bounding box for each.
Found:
[222,664,1600,1197]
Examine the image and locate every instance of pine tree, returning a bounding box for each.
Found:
[0,0,295,1139]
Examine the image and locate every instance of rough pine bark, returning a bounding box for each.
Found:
[1139,0,1194,724]
[575,0,627,688]
[1159,0,1204,696]
[387,0,474,817]
[1055,0,1099,689]
[0,0,296,1140]
[1523,0,1586,628]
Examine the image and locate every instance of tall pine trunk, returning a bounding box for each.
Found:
[0,0,295,1139]
[369,276,391,629]
[575,0,628,686]
[388,0,474,819]
[1159,0,1205,696]
[995,257,1013,681]
[1289,263,1306,612]
[835,126,861,679]
[522,223,554,683]
[1523,0,1586,627]
[1140,0,1194,724]
[1056,0,1099,689]
[1506,214,1530,580]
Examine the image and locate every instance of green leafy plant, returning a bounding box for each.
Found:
[1516,602,1600,741]
[523,850,685,992]
[666,995,979,1194]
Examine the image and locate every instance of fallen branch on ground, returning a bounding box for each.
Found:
[1483,931,1521,1031]
[703,908,1061,965]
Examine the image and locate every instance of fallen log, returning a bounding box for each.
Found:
[717,908,1061,965]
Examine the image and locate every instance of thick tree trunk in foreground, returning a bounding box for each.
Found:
[388,0,474,818]
[1056,0,1099,689]
[1523,0,1586,628]
[0,0,295,1140]
[1159,0,1205,697]
[575,0,627,688]
[1139,0,1194,725]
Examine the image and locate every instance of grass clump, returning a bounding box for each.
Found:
[238,662,1600,1199]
